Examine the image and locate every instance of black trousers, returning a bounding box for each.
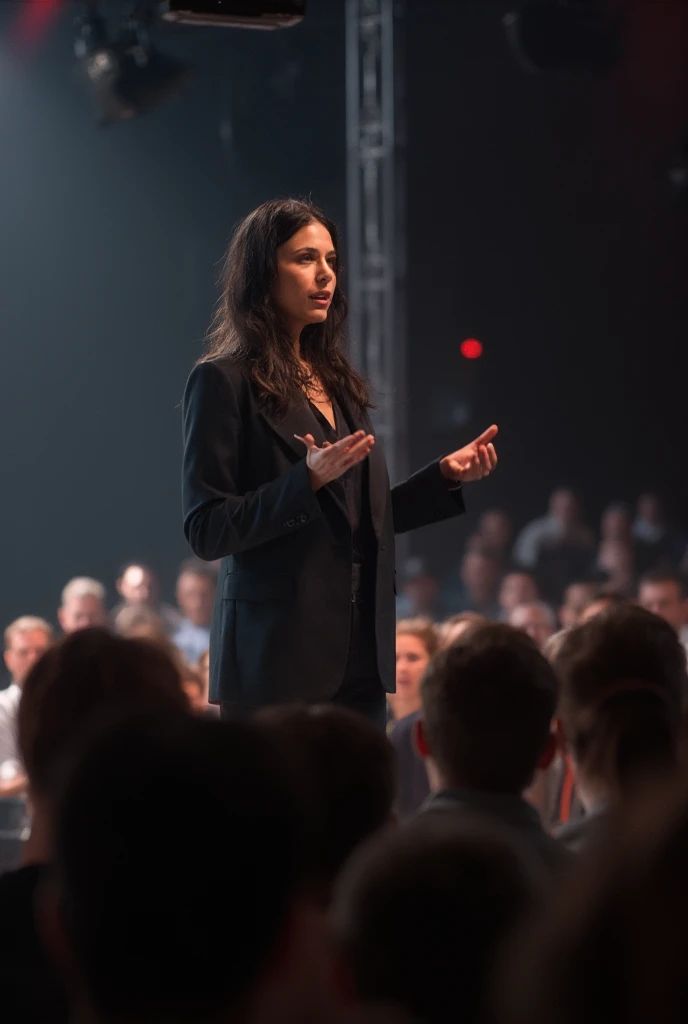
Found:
[221,565,387,729]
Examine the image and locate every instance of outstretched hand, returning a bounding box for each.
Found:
[439,425,499,484]
[295,430,375,491]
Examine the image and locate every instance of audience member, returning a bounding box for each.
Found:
[388,619,438,724]
[498,572,540,621]
[508,601,558,650]
[1,617,53,797]
[514,490,595,603]
[637,569,688,649]
[57,578,108,634]
[257,704,396,904]
[43,712,336,1024]
[634,492,685,567]
[112,562,181,635]
[513,489,595,570]
[415,624,565,872]
[596,537,636,597]
[475,508,514,562]
[113,603,168,643]
[333,815,539,1024]
[441,548,502,619]
[552,605,687,852]
[0,628,188,1024]
[172,558,217,663]
[494,769,688,1024]
[394,557,440,620]
[388,620,439,820]
[179,663,209,713]
[559,581,598,629]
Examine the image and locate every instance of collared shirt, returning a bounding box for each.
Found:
[0,683,22,767]
[172,619,211,665]
[308,398,377,568]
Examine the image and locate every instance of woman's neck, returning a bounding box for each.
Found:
[390,693,422,722]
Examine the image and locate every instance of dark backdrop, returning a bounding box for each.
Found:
[0,0,686,631]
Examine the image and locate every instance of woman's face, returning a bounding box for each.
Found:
[272,220,336,339]
[395,633,431,701]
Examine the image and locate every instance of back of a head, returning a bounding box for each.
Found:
[421,624,558,794]
[553,605,687,795]
[257,704,396,897]
[18,627,188,798]
[333,815,538,1024]
[52,713,307,1022]
[495,769,688,1024]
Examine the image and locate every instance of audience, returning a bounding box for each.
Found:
[508,601,558,650]
[1,617,53,797]
[552,605,687,852]
[333,815,538,1024]
[57,578,108,634]
[1,487,687,1024]
[414,624,566,872]
[172,558,217,663]
[0,628,188,1024]
[257,704,396,905]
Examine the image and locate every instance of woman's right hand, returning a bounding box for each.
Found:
[294,430,375,491]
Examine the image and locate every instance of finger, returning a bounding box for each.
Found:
[332,431,367,451]
[478,445,491,474]
[340,434,374,460]
[342,438,375,466]
[322,441,332,449]
[487,443,498,470]
[471,424,498,446]
[294,433,318,450]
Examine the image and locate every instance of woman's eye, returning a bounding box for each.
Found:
[327,257,337,268]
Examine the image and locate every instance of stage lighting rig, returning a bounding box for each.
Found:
[158,1,306,29]
[75,2,191,126]
[503,0,623,74]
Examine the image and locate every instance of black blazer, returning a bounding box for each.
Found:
[181,356,465,706]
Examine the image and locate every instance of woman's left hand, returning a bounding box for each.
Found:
[439,425,499,484]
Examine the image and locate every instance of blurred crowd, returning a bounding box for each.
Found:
[1,486,688,1024]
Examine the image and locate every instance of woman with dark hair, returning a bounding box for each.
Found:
[182,198,498,723]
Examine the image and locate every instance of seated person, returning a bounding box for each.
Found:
[414,623,566,873]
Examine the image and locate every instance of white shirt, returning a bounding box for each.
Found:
[0,682,22,767]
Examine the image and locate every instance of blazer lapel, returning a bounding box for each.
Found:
[337,394,388,541]
[259,396,326,462]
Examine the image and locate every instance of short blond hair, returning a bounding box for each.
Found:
[395,618,440,658]
[61,577,106,606]
[4,616,55,650]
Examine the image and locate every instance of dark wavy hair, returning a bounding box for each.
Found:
[201,198,371,415]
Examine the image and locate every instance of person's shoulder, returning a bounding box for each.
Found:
[389,710,420,746]
[190,355,248,386]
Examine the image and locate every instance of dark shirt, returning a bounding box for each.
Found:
[308,399,377,569]
[389,710,431,818]
[420,787,570,875]
[0,863,69,1023]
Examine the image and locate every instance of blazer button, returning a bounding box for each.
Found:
[285,519,296,528]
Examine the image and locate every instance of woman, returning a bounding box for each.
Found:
[389,618,439,724]
[182,198,498,723]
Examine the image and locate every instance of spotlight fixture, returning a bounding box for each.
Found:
[503,0,623,74]
[158,1,306,29]
[75,2,191,126]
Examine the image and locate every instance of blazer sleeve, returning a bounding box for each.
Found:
[182,361,323,561]
[391,460,466,536]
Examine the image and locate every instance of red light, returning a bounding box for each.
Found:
[461,338,483,360]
